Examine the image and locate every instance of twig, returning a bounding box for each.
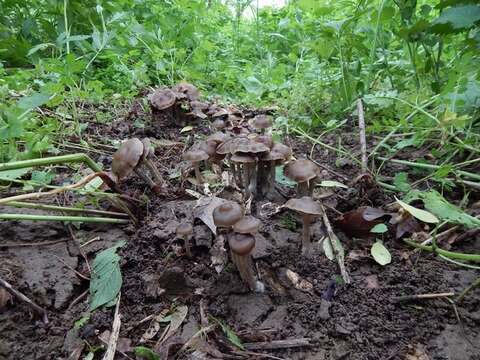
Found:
[51,254,90,281]
[393,292,454,302]
[5,201,129,218]
[68,289,89,309]
[0,213,129,224]
[0,276,48,324]
[102,295,122,360]
[357,98,368,172]
[456,277,480,303]
[0,239,67,248]
[68,226,91,275]
[237,351,286,360]
[80,236,101,248]
[243,338,311,350]
[320,203,351,284]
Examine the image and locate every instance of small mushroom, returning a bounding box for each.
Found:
[233,215,261,234]
[212,202,244,231]
[284,196,323,256]
[112,138,162,190]
[258,142,292,199]
[228,233,264,292]
[231,154,256,197]
[250,114,272,134]
[284,159,320,197]
[183,149,209,185]
[211,119,226,131]
[173,82,200,101]
[140,138,164,185]
[150,89,176,111]
[176,222,194,257]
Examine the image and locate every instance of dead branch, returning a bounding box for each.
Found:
[393,292,455,302]
[357,98,368,172]
[243,338,311,350]
[102,295,122,360]
[0,276,48,324]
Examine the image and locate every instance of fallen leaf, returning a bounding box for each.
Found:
[371,241,392,266]
[346,249,369,261]
[210,234,228,273]
[395,197,439,224]
[140,309,169,343]
[194,196,228,235]
[319,180,348,189]
[156,305,188,349]
[405,344,430,360]
[98,330,132,353]
[364,274,380,289]
[285,269,313,292]
[336,207,387,237]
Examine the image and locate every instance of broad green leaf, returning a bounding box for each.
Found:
[370,223,388,234]
[18,92,51,111]
[213,318,244,350]
[89,241,125,311]
[371,242,391,266]
[134,347,161,360]
[241,76,264,97]
[431,5,480,33]
[27,43,55,56]
[323,237,334,260]
[393,172,411,192]
[421,190,480,229]
[275,166,296,187]
[319,180,348,189]
[395,197,439,224]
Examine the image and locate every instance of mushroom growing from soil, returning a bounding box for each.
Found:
[257,142,292,199]
[112,138,163,190]
[230,154,257,198]
[212,202,245,231]
[251,114,272,134]
[176,222,194,257]
[183,149,209,185]
[228,233,264,292]
[284,159,320,197]
[284,196,323,256]
[233,215,261,234]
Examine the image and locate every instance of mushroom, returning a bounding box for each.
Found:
[211,119,226,131]
[150,88,176,111]
[183,149,209,184]
[258,142,292,199]
[212,202,245,231]
[284,159,320,197]
[173,82,200,101]
[140,138,164,185]
[228,233,263,292]
[176,222,194,257]
[250,114,272,134]
[112,138,162,190]
[230,154,256,197]
[284,196,323,256]
[233,215,261,234]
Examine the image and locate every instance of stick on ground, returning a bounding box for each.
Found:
[393,292,455,302]
[243,338,311,351]
[102,295,122,360]
[357,98,368,172]
[0,276,49,324]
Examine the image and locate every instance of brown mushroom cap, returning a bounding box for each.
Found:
[199,141,218,157]
[112,138,144,180]
[173,82,200,101]
[230,137,269,155]
[212,119,226,130]
[150,88,176,110]
[231,154,256,164]
[212,108,229,118]
[213,202,244,228]
[263,142,292,162]
[207,132,229,145]
[233,216,261,234]
[183,149,209,162]
[190,101,209,111]
[284,159,319,183]
[251,134,274,149]
[284,196,323,216]
[176,222,193,237]
[251,115,272,130]
[229,233,255,256]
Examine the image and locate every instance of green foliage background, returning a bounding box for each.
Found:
[1,0,479,163]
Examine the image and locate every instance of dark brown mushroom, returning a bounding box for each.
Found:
[284,159,320,197]
[150,89,176,111]
[212,202,244,230]
[233,216,261,234]
[183,149,209,184]
[231,154,257,198]
[211,119,226,131]
[284,196,323,256]
[228,233,264,292]
[173,82,200,101]
[176,222,194,257]
[258,142,292,199]
[250,114,272,134]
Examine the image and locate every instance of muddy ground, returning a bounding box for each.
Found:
[0,96,479,360]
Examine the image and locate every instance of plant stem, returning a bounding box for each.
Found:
[0,213,129,224]
[0,153,102,173]
[403,239,480,262]
[5,201,128,218]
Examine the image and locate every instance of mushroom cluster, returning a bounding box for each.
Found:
[213,202,264,292]
[111,138,163,192]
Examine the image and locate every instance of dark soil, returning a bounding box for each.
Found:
[1,93,479,360]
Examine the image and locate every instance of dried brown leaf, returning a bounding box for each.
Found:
[193,196,228,235]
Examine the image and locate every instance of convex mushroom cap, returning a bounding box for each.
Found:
[173,82,200,101]
[176,222,193,237]
[263,142,292,162]
[251,114,272,131]
[112,138,144,180]
[228,233,255,255]
[233,216,261,234]
[284,159,319,183]
[183,149,209,162]
[284,196,323,216]
[150,88,176,110]
[213,202,244,228]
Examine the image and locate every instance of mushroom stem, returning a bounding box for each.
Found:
[183,235,192,257]
[193,162,203,184]
[230,250,259,292]
[134,168,156,188]
[301,214,313,256]
[143,158,163,185]
[298,182,309,197]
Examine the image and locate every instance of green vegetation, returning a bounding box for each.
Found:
[1,0,479,179]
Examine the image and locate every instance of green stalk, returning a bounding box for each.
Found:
[0,213,129,224]
[377,157,480,182]
[403,239,480,262]
[0,153,102,173]
[5,201,129,218]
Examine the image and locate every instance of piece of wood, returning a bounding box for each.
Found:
[393,292,455,302]
[357,98,368,172]
[102,295,122,360]
[243,338,311,351]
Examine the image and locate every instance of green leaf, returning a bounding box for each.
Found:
[431,5,480,33]
[211,317,244,350]
[0,167,32,181]
[421,190,480,229]
[370,223,388,234]
[393,172,411,193]
[371,241,391,266]
[319,180,348,189]
[395,197,439,224]
[275,166,296,187]
[89,241,126,311]
[18,92,51,111]
[134,347,161,360]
